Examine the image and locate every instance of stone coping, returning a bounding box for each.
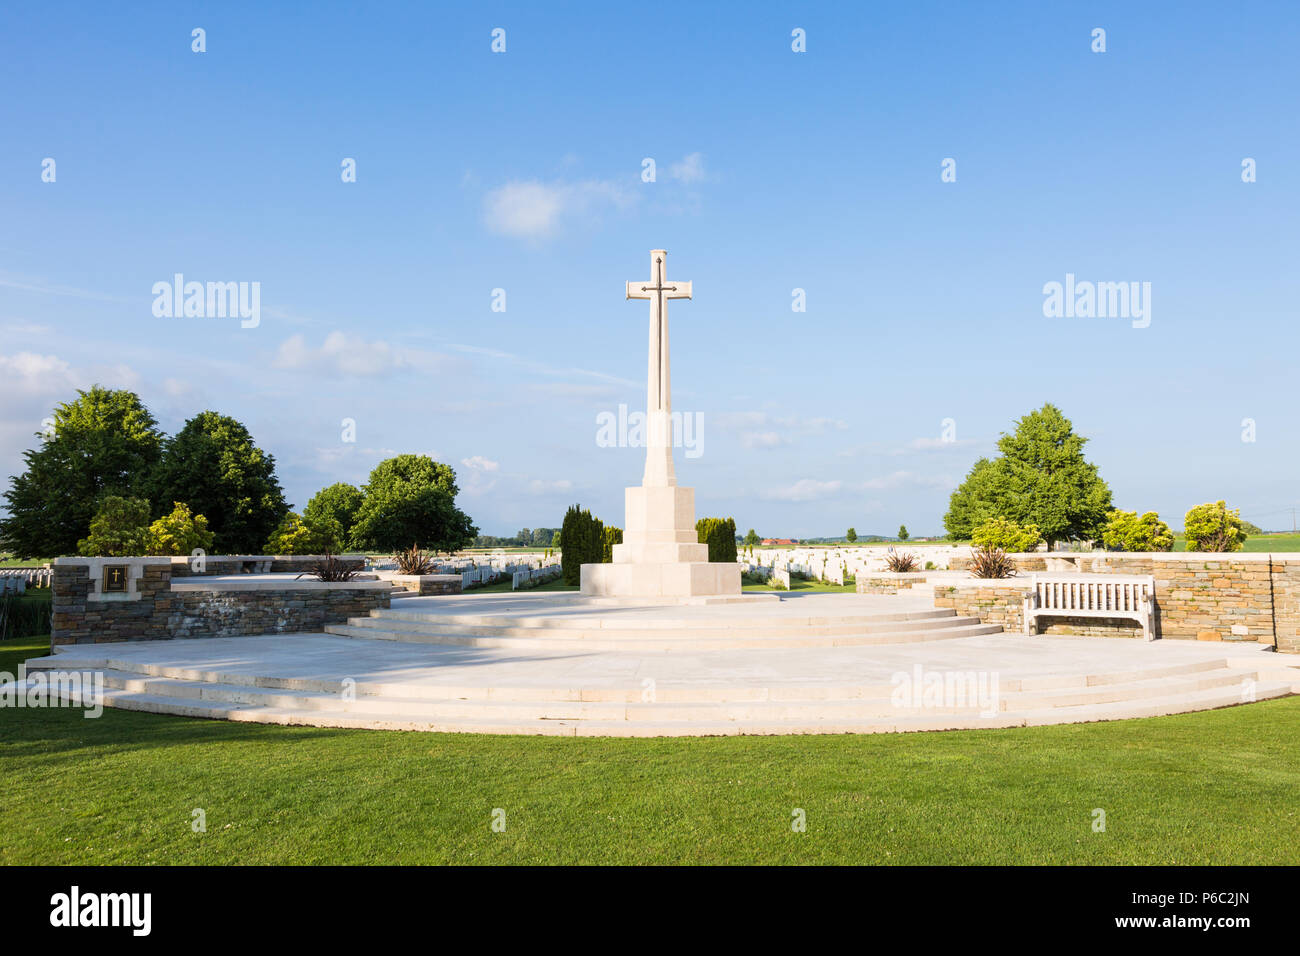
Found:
[53,554,367,565]
[935,577,1031,589]
[170,574,391,592]
[384,573,463,583]
[997,552,1298,563]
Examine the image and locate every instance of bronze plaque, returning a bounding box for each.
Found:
[102,565,129,593]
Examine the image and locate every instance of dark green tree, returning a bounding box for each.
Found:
[943,457,1001,541]
[560,504,604,585]
[744,528,761,547]
[897,525,909,541]
[601,525,623,563]
[696,517,738,563]
[0,387,163,557]
[150,411,289,553]
[943,404,1112,549]
[350,454,476,554]
[304,482,364,548]
[846,527,858,543]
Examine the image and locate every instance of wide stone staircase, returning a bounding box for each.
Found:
[321,605,1002,651]
[21,640,1299,737]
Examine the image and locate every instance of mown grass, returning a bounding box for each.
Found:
[1,633,1295,865]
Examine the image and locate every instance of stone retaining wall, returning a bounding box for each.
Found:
[386,573,463,596]
[934,553,1300,652]
[168,554,366,576]
[856,573,928,595]
[51,558,389,645]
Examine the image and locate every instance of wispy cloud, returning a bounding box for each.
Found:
[668,152,706,184]
[761,478,844,502]
[483,178,636,239]
[272,332,447,377]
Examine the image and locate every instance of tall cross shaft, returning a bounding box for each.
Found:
[626,249,692,487]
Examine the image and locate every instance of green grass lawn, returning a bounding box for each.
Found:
[466,577,578,594]
[1,635,1296,865]
[743,576,857,593]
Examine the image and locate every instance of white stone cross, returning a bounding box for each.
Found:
[626,249,691,486]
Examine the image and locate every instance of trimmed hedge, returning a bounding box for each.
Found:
[696,517,737,564]
[560,505,605,585]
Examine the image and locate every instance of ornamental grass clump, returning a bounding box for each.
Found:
[298,553,359,582]
[884,552,920,573]
[395,544,436,575]
[969,546,1016,579]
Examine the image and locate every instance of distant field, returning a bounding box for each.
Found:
[1170,533,1300,553]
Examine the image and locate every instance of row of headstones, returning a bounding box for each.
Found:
[0,575,29,594]
[511,565,564,590]
[740,545,966,583]
[0,567,49,588]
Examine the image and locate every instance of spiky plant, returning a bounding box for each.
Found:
[395,543,436,576]
[968,546,1016,579]
[298,553,360,582]
[884,551,920,573]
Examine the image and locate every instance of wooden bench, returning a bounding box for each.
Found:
[1023,573,1155,641]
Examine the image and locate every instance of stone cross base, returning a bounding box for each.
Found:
[580,560,740,599]
[580,484,742,599]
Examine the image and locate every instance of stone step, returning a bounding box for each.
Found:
[321,620,1004,650]
[24,657,1281,723]
[346,614,981,642]
[27,679,1296,737]
[27,650,1238,700]
[365,606,960,631]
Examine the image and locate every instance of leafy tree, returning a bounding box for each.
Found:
[696,517,738,563]
[304,483,364,548]
[560,505,603,585]
[1240,518,1264,535]
[350,455,476,554]
[845,527,857,543]
[265,512,343,555]
[943,405,1111,549]
[77,496,151,556]
[971,517,1042,553]
[602,525,623,563]
[744,528,760,547]
[151,411,288,553]
[551,530,562,549]
[943,457,1000,541]
[1101,510,1173,552]
[147,502,215,555]
[897,525,909,541]
[1184,501,1246,552]
[1,387,163,558]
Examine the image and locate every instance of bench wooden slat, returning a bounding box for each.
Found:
[1023,573,1155,642]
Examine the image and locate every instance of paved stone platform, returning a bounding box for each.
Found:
[22,590,1299,736]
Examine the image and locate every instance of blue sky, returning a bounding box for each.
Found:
[2,1,1297,537]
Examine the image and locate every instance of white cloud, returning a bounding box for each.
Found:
[461,455,500,473]
[668,152,706,184]
[527,478,574,494]
[0,352,77,393]
[761,478,844,502]
[741,431,788,449]
[896,436,982,454]
[272,332,445,377]
[483,178,636,239]
[859,470,957,492]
